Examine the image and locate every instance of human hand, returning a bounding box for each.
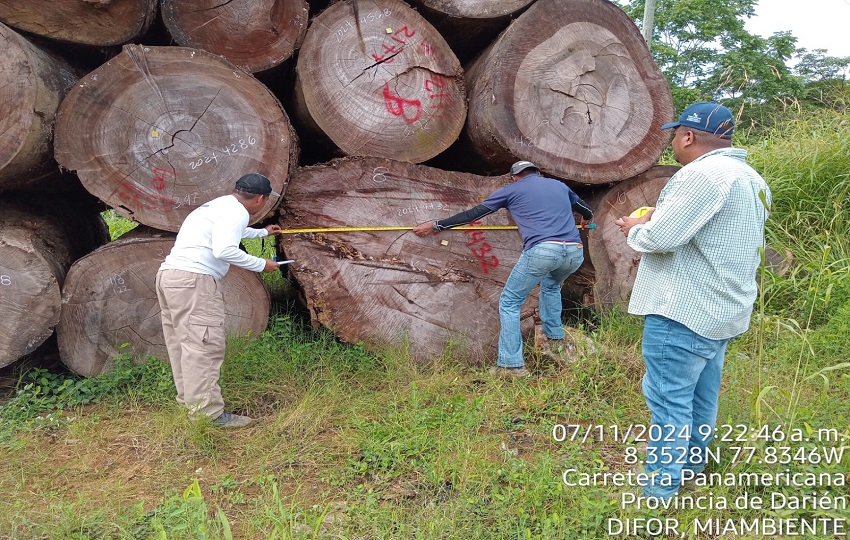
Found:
[265,224,282,235]
[614,208,653,237]
[262,258,280,272]
[412,222,436,237]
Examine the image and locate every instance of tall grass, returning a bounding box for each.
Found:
[741,108,850,427]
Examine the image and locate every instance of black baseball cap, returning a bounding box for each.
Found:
[235,173,280,197]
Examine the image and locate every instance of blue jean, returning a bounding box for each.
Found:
[497,242,584,368]
[641,315,730,499]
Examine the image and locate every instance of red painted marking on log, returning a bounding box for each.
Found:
[383,83,422,123]
[117,181,176,211]
[371,26,417,64]
[418,39,433,56]
[151,167,175,191]
[463,221,501,274]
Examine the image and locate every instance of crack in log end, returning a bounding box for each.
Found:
[125,47,175,126]
[351,0,366,56]
[390,285,417,306]
[363,49,403,71]
[195,0,237,13]
[118,205,135,217]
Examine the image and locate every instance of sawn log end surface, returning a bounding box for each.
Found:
[54,45,297,232]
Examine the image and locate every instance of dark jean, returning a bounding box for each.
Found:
[641,315,730,499]
[496,241,584,368]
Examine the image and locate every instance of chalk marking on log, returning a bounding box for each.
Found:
[279,224,596,234]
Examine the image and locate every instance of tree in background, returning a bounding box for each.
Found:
[616,0,849,122]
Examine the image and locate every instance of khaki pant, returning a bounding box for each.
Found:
[155,269,226,419]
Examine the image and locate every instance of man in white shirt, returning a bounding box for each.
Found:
[156,173,283,428]
[615,103,770,499]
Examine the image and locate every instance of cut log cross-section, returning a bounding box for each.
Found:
[280,157,538,363]
[55,45,298,232]
[406,0,535,62]
[464,0,674,184]
[161,0,309,73]
[0,23,78,190]
[0,201,108,368]
[294,0,467,163]
[57,233,271,377]
[587,165,679,310]
[0,0,157,46]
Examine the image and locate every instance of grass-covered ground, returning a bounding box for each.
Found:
[0,108,848,539]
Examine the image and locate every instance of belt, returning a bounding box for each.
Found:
[542,240,582,246]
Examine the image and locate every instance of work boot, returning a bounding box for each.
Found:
[212,411,254,429]
[488,366,531,378]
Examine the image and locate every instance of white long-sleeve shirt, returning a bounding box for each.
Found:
[160,195,268,280]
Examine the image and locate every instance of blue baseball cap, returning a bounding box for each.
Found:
[661,102,734,137]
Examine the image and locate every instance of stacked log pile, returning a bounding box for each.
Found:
[1,0,681,371]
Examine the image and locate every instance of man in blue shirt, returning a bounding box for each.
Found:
[413,161,594,377]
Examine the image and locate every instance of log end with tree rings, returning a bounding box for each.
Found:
[412,0,535,19]
[0,231,62,368]
[279,157,535,364]
[0,23,77,189]
[0,200,108,368]
[161,0,309,74]
[295,0,467,164]
[57,236,271,377]
[586,165,679,310]
[0,0,157,46]
[464,0,675,184]
[54,45,298,232]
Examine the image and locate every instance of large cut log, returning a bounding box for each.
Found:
[57,230,271,377]
[0,200,109,368]
[0,23,78,191]
[161,0,309,74]
[463,0,674,184]
[586,165,678,310]
[406,0,535,63]
[0,0,156,47]
[280,157,542,363]
[294,0,467,164]
[54,45,297,232]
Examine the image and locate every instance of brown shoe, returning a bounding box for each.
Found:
[488,366,531,378]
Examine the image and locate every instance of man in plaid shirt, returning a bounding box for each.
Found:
[615,102,771,500]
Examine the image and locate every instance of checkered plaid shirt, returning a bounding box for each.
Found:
[627,148,771,340]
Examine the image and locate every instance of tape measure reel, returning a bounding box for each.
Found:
[629,206,653,219]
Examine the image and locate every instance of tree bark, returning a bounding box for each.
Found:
[586,165,678,310]
[161,0,309,74]
[0,23,78,191]
[0,200,108,368]
[405,0,535,63]
[0,0,157,47]
[54,45,298,232]
[279,157,537,364]
[294,0,467,164]
[57,231,271,377]
[463,0,674,184]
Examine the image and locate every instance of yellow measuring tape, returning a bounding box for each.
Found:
[279,224,595,234]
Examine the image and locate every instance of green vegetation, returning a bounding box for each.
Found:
[2,111,849,539]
